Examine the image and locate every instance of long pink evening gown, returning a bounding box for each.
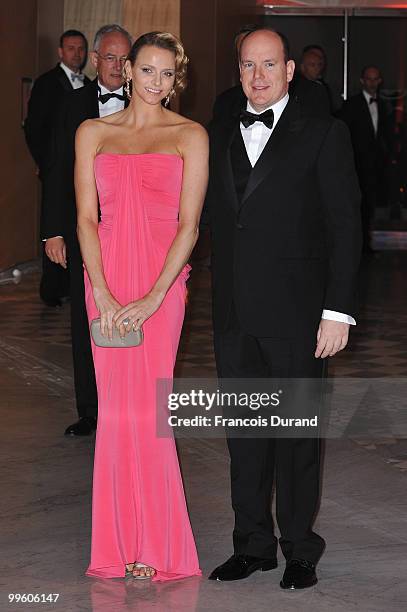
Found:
[84,153,201,581]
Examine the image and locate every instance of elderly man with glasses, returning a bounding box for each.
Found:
[42,24,132,436]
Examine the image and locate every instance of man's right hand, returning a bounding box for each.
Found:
[45,237,67,268]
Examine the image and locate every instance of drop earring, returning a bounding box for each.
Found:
[164,88,175,108]
[124,79,132,100]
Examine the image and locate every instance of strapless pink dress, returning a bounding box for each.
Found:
[84,153,201,581]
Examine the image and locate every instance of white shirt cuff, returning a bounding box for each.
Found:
[322,309,356,326]
[42,236,63,241]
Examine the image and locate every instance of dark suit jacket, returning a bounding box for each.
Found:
[206,97,362,340]
[337,92,389,183]
[24,64,90,176]
[212,73,330,122]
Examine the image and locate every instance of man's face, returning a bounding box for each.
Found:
[58,36,86,72]
[300,51,324,81]
[91,33,131,91]
[360,67,382,96]
[239,30,295,112]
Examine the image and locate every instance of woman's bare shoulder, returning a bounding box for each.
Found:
[76,113,127,151]
[169,113,208,148]
[78,110,127,133]
[76,117,105,137]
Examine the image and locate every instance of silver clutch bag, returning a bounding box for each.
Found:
[90,318,143,348]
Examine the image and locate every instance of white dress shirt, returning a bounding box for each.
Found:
[362,89,378,135]
[59,62,85,90]
[98,82,125,118]
[240,93,356,326]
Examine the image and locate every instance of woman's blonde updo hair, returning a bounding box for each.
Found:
[127,31,188,95]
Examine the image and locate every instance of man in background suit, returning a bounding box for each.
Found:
[338,66,389,252]
[24,30,89,307]
[42,24,132,436]
[206,28,361,589]
[213,25,330,121]
[299,44,333,113]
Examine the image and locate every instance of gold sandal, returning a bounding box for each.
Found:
[132,562,156,580]
[125,562,135,577]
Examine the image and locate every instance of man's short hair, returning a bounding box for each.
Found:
[360,65,381,78]
[93,24,132,52]
[59,29,87,48]
[238,25,291,64]
[302,44,326,60]
[234,24,259,47]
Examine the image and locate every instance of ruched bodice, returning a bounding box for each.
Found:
[84,153,200,582]
[95,153,183,225]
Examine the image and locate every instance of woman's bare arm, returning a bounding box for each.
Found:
[75,120,123,339]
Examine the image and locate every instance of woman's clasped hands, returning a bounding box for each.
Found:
[93,287,164,339]
[113,291,164,334]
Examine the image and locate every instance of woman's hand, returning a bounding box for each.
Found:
[93,288,123,340]
[113,291,165,333]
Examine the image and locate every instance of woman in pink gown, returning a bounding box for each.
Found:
[74,32,208,581]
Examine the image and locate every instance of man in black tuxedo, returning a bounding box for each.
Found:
[213,26,330,121]
[24,30,89,306]
[42,24,132,435]
[206,28,361,589]
[299,44,333,113]
[338,66,389,252]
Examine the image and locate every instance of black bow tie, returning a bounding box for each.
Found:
[98,90,125,104]
[369,97,378,104]
[240,108,274,129]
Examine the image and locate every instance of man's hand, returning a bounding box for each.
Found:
[315,319,349,358]
[45,237,67,268]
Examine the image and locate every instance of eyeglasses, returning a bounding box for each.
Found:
[95,52,128,65]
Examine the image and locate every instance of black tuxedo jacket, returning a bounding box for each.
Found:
[212,74,330,122]
[41,79,129,239]
[337,92,389,179]
[206,97,362,340]
[24,65,90,176]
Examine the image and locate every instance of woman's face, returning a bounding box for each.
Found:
[125,45,176,105]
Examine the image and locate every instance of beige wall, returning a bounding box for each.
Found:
[123,0,180,40]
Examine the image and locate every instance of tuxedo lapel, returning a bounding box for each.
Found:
[359,93,376,139]
[216,116,241,211]
[87,79,100,118]
[55,65,74,93]
[240,97,304,207]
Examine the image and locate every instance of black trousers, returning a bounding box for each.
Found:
[213,305,326,564]
[66,232,98,419]
[39,246,70,303]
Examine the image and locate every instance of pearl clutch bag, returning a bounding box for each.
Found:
[90,318,144,348]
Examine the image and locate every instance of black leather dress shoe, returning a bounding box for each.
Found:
[280,559,317,589]
[209,554,277,581]
[64,417,97,436]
